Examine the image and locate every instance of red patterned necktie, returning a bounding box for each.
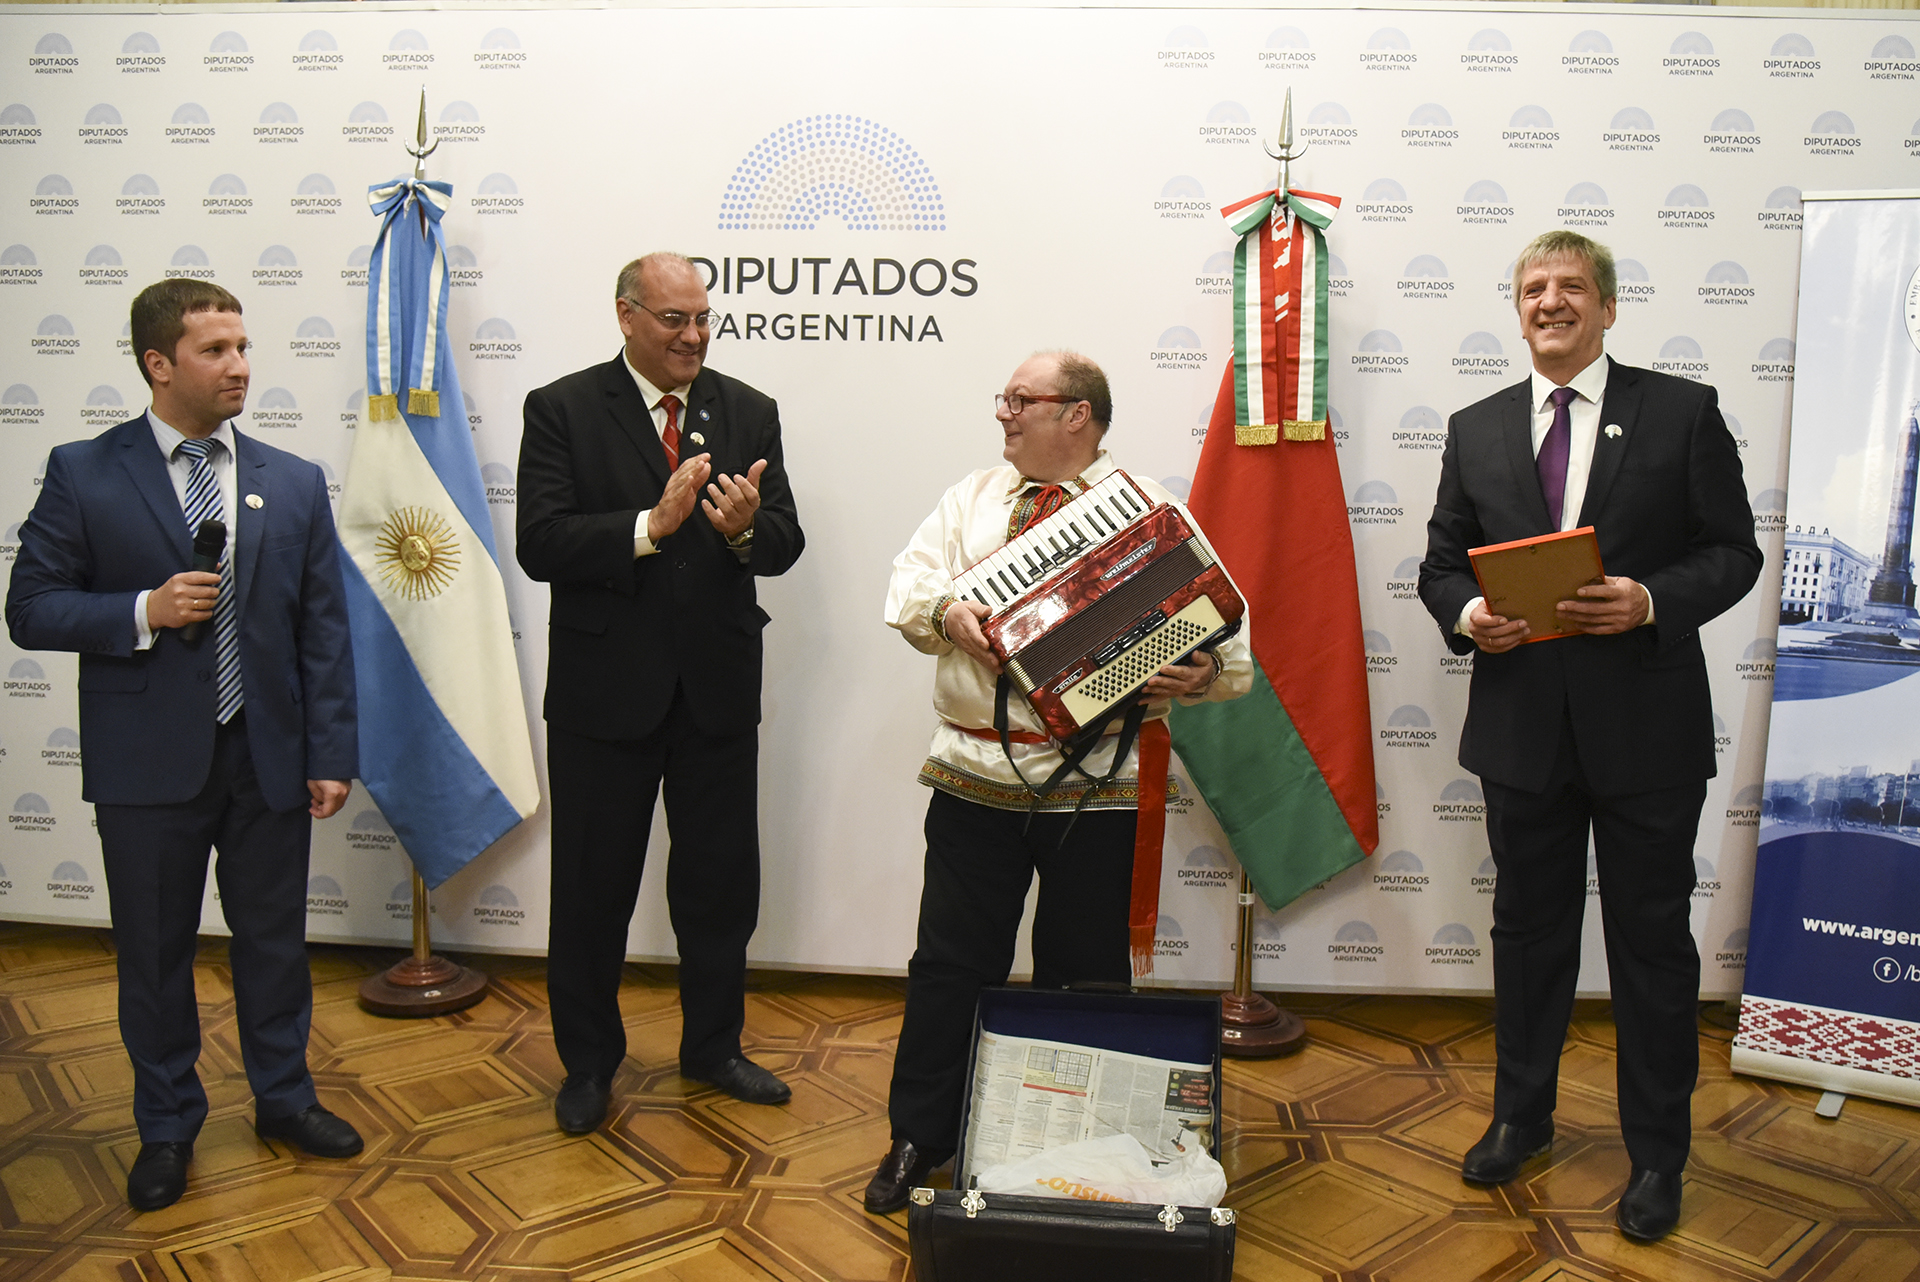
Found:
[660,394,682,471]
[1012,482,1069,538]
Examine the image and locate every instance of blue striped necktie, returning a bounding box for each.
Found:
[174,437,243,723]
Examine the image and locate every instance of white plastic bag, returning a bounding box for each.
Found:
[971,1133,1228,1207]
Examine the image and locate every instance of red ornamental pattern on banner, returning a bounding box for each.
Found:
[1736,996,1920,1080]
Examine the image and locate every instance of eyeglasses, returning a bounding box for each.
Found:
[995,393,1081,416]
[621,297,718,332]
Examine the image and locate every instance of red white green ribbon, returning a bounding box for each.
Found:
[1220,187,1339,445]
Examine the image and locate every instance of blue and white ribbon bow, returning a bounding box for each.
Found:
[365,177,453,421]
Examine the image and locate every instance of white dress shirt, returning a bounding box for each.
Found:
[1457,352,1654,633]
[133,409,240,651]
[622,352,692,559]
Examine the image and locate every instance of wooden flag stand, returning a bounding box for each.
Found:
[1220,872,1307,1058]
[358,868,488,1017]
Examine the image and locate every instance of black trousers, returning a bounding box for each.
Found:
[545,692,761,1079]
[95,714,319,1144]
[887,789,1137,1153]
[1482,721,1706,1174]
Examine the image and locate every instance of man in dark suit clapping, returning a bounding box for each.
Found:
[1419,231,1760,1242]
[517,252,804,1130]
[7,280,362,1211]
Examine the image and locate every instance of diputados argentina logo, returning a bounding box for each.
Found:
[701,116,976,347]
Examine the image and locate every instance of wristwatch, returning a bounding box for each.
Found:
[726,525,755,550]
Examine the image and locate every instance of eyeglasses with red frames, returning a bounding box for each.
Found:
[994,393,1082,416]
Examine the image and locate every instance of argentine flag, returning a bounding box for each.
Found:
[337,177,538,887]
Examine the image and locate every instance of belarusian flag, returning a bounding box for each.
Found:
[1168,187,1376,911]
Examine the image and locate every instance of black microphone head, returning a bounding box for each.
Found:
[192,518,228,557]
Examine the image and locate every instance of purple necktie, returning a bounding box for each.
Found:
[1538,386,1578,529]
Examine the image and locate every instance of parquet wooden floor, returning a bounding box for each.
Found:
[0,920,1915,1281]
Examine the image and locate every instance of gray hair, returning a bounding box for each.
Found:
[1511,230,1616,308]
[1034,350,1113,431]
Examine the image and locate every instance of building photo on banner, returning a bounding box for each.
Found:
[0,2,1915,1000]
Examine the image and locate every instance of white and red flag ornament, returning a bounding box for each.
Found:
[1221,186,1340,445]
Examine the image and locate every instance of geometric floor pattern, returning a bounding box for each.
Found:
[0,921,1917,1281]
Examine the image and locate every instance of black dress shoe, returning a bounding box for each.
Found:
[127,1141,192,1211]
[863,1138,950,1215]
[1617,1167,1684,1241]
[255,1104,364,1158]
[1461,1118,1554,1184]
[555,1074,612,1134]
[687,1057,791,1105]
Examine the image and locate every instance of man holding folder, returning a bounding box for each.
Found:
[1418,231,1760,1241]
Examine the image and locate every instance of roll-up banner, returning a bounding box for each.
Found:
[2,5,1916,993]
[1735,190,1920,1106]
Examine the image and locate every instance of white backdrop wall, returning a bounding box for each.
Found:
[1,3,1913,997]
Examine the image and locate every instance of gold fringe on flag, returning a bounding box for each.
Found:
[407,388,440,417]
[1236,424,1279,447]
[367,393,401,422]
[1284,418,1327,441]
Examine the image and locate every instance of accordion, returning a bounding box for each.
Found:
[955,472,1245,741]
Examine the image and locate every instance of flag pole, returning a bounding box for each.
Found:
[356,89,486,1018]
[1220,872,1305,1056]
[1219,90,1310,1059]
[359,867,487,1016]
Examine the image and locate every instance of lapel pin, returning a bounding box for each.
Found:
[689,431,706,446]
[698,408,711,422]
[1604,424,1622,439]
[245,493,264,509]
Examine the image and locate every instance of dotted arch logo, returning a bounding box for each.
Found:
[303,875,347,915]
[1429,924,1479,963]
[717,116,944,232]
[475,882,525,923]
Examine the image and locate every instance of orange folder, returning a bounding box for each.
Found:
[1468,527,1605,644]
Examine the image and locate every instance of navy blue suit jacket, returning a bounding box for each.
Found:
[6,416,357,810]
[1418,360,1761,796]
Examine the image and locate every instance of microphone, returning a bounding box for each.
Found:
[183,518,226,644]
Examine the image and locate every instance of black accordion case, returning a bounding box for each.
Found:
[906,987,1235,1282]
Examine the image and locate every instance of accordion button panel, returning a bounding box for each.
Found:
[1056,596,1226,725]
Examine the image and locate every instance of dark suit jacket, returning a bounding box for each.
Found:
[516,353,803,740]
[1418,359,1761,796]
[5,416,358,810]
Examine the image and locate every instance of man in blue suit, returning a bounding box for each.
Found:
[6,281,361,1211]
